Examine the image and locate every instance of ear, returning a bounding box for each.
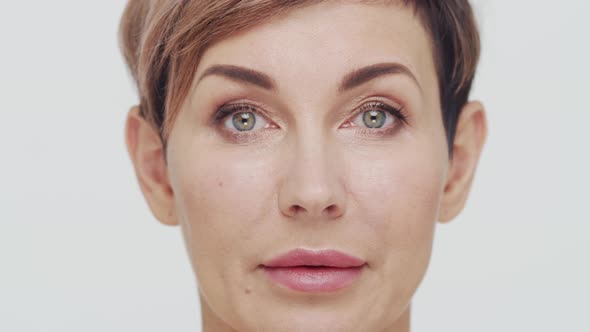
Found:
[125,106,178,226]
[438,101,488,223]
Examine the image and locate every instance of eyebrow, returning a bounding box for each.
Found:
[196,62,421,93]
[338,62,421,93]
[197,64,276,91]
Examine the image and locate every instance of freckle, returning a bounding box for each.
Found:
[218,181,224,187]
[244,287,252,294]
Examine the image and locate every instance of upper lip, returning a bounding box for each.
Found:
[261,248,366,268]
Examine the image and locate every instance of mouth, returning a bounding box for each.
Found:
[260,248,366,293]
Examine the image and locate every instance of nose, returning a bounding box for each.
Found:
[277,129,347,221]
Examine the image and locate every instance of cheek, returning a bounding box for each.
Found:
[348,143,446,271]
[353,146,444,220]
[169,147,276,273]
[383,160,443,242]
[343,143,446,314]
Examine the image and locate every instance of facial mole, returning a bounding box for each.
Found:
[218,181,224,187]
[244,287,252,294]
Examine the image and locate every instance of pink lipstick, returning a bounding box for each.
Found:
[261,248,366,293]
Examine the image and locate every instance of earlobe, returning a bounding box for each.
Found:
[438,101,488,223]
[125,106,179,226]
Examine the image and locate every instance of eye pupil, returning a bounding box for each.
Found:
[232,112,256,131]
[363,110,386,128]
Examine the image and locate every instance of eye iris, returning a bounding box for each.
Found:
[363,110,386,128]
[232,112,256,131]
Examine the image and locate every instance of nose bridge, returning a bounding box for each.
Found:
[278,119,346,220]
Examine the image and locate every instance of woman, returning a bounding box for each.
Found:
[119,0,487,331]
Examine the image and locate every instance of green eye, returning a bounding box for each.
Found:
[231,112,256,131]
[362,110,386,128]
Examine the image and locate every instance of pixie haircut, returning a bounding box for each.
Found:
[119,0,480,156]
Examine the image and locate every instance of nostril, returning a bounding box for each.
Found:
[283,203,344,219]
[326,204,343,217]
[290,205,303,215]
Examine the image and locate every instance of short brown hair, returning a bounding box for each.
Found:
[119,0,480,155]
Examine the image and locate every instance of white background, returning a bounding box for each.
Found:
[1,1,589,331]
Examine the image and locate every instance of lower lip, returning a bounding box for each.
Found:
[262,265,364,293]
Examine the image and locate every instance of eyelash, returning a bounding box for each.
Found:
[352,101,408,136]
[212,101,408,140]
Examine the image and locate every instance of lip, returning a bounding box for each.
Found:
[261,248,366,293]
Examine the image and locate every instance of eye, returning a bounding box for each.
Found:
[212,101,407,138]
[214,103,274,132]
[347,101,407,130]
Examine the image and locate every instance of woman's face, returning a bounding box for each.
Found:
[152,2,455,331]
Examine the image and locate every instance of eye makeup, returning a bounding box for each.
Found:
[346,101,408,139]
[210,99,409,143]
[210,102,279,144]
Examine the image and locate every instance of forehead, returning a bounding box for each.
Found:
[195,1,437,101]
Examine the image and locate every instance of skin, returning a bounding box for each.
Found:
[125,2,487,332]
